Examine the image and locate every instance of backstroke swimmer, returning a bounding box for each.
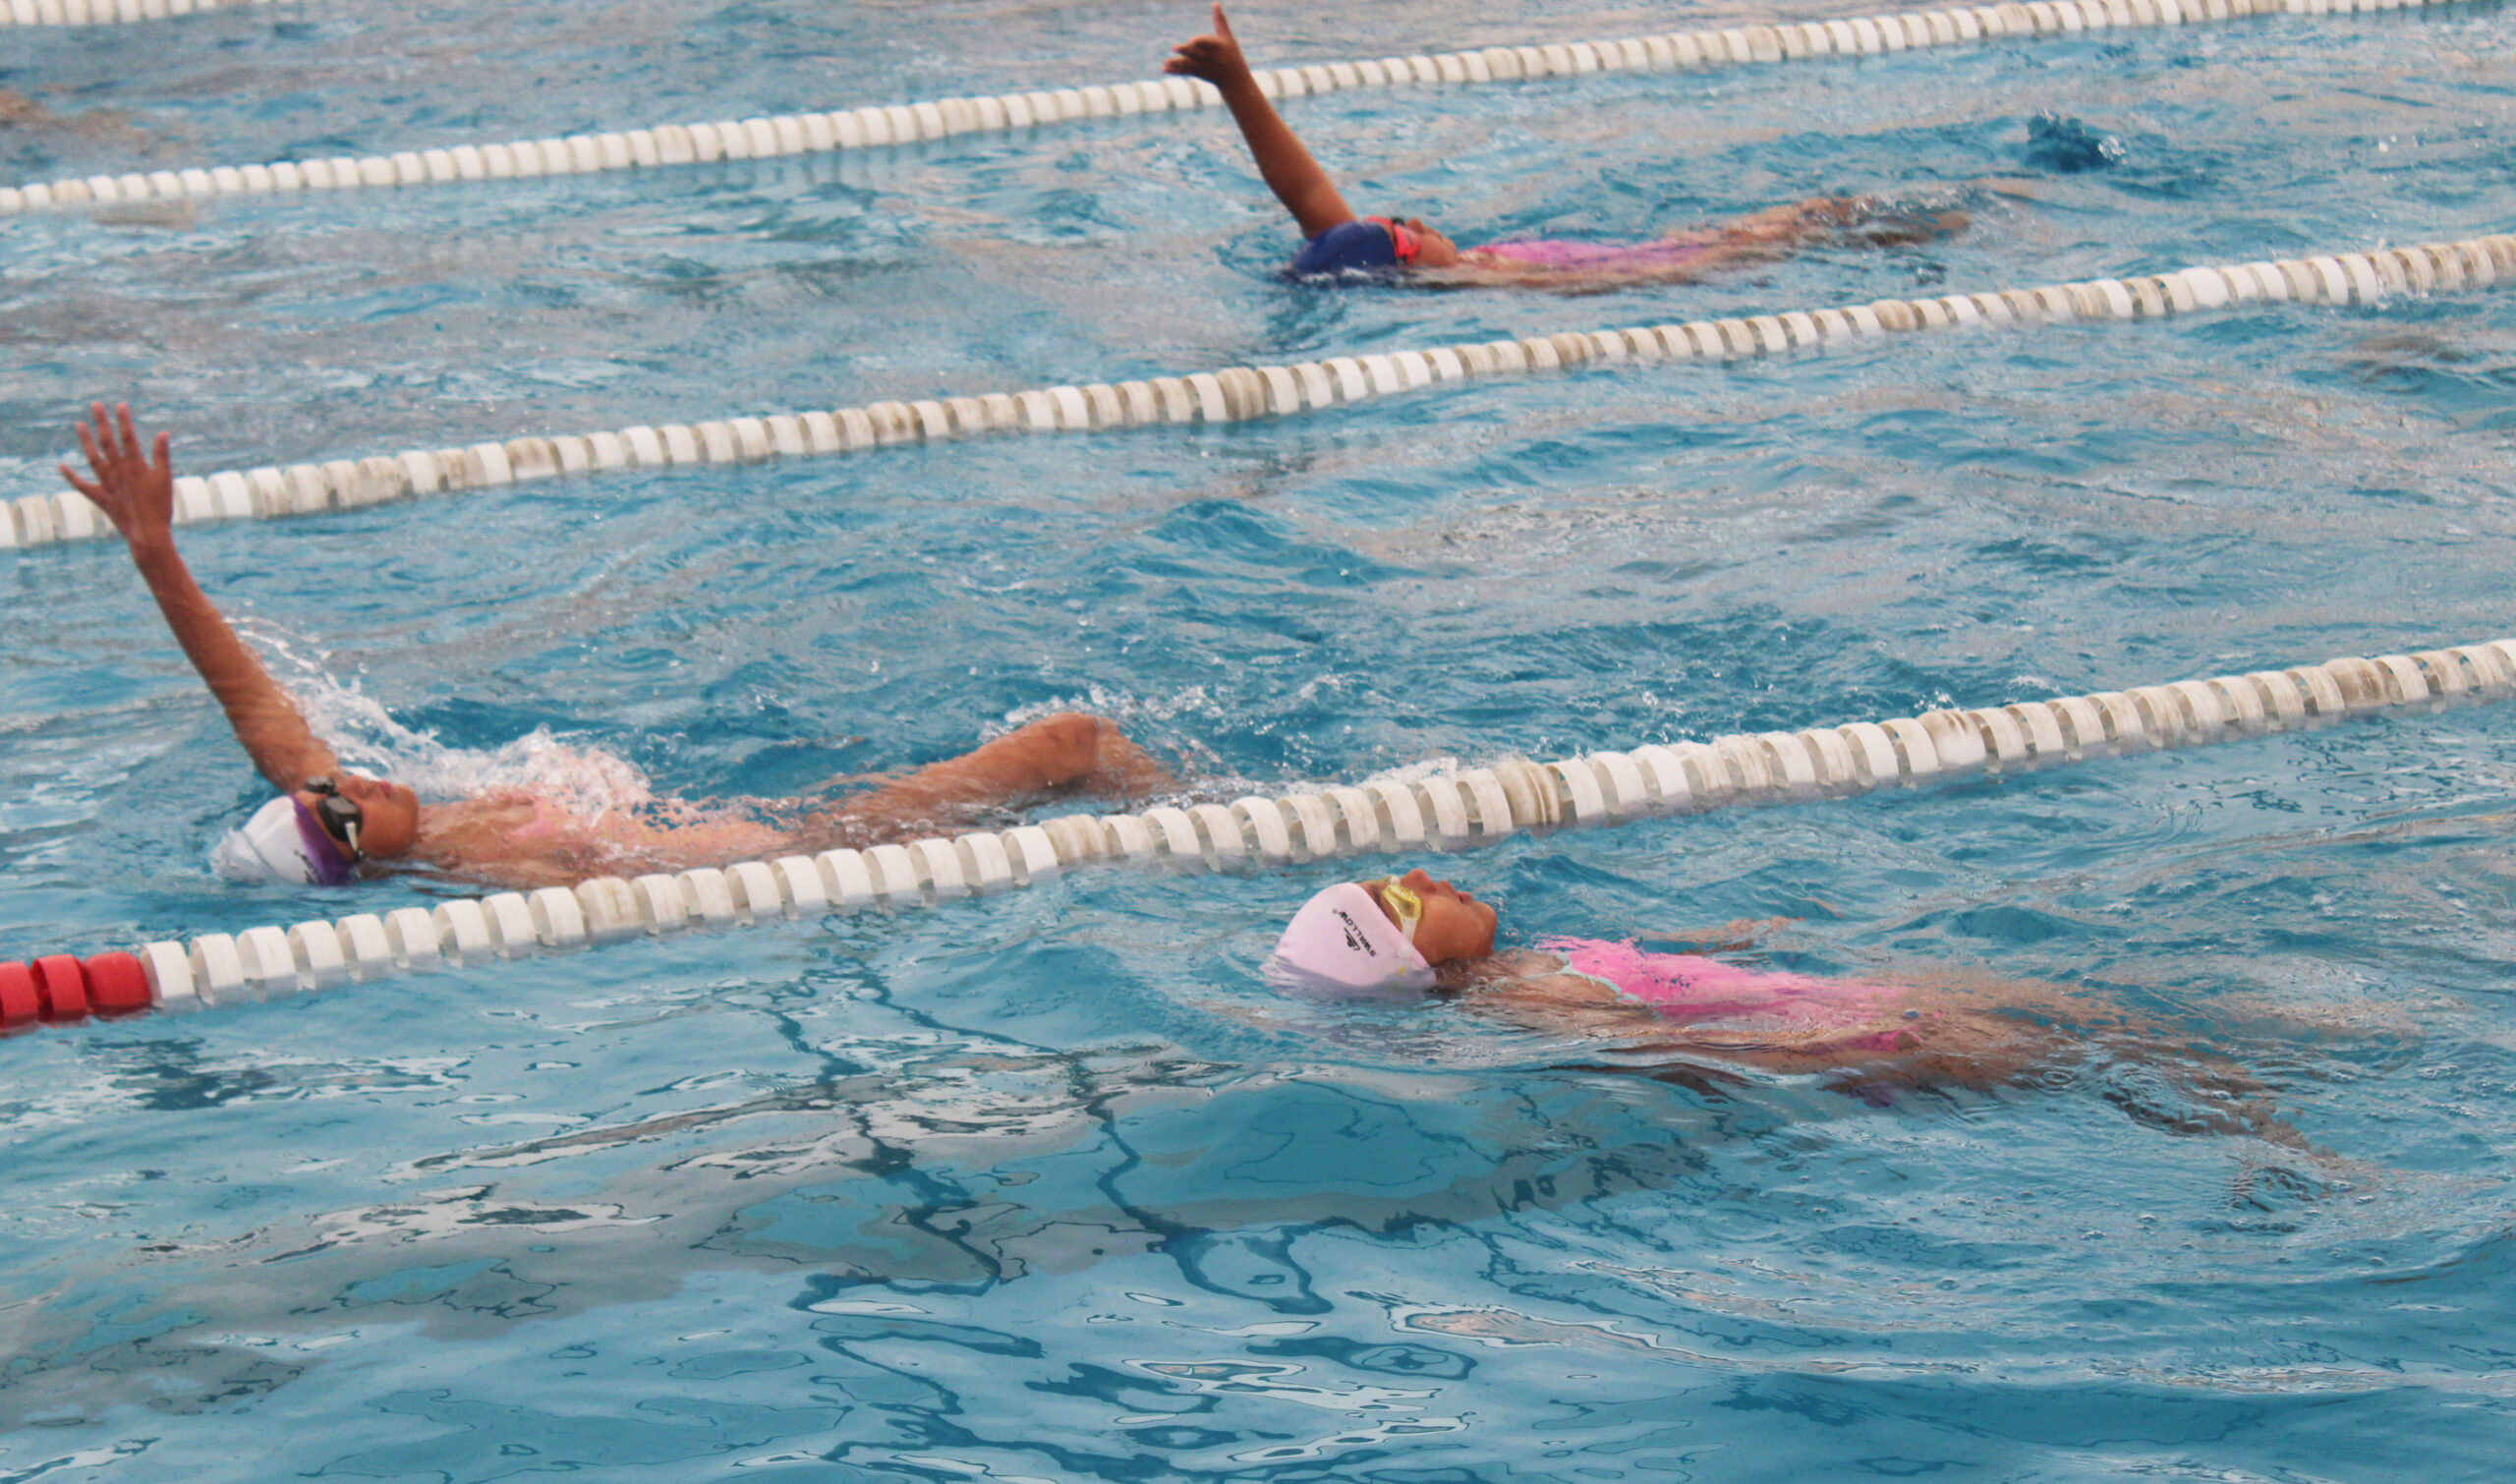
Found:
[62,403,1172,891]
[1268,869,2310,1143]
[1167,5,1969,291]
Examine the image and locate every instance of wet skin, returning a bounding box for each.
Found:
[297,775,423,862]
[1365,869,1498,962]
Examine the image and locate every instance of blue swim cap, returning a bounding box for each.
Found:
[1288,218,1401,277]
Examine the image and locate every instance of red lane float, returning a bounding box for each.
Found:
[32,955,88,1021]
[84,953,151,1016]
[1,952,160,1031]
[0,961,37,1031]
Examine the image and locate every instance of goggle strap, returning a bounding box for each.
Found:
[1366,878,1424,942]
[314,790,366,861]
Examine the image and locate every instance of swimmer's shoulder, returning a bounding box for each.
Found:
[1452,947,1626,1006]
[1465,946,1569,981]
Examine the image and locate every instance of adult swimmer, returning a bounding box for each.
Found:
[1268,869,2306,1142]
[1166,5,1969,291]
[60,403,1172,892]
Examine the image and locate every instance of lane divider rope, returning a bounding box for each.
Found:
[9,231,2510,554]
[8,635,2509,1030]
[0,0,282,24]
[0,0,2473,214]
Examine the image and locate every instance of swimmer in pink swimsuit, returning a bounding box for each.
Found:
[1268,868,2306,1141]
[1530,935,1915,1058]
[1169,6,1968,290]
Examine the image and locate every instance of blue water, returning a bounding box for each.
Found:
[6,1,2516,1478]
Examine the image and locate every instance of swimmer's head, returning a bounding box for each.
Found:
[1365,869,1496,963]
[1398,218,1460,267]
[1289,216,1461,276]
[1265,869,1497,998]
[209,772,419,885]
[319,773,421,859]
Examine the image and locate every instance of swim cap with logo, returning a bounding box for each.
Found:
[209,795,358,886]
[1264,881,1436,997]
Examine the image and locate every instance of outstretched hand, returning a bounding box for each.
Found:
[59,402,176,546]
[1645,917,1801,954]
[1165,2,1249,86]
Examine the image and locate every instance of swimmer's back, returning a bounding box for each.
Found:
[1534,936,1911,1050]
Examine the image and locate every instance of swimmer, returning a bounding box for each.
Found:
[1268,870,2305,1142]
[61,403,1172,891]
[1167,5,1968,291]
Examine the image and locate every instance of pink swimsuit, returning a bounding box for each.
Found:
[1535,938,1912,1054]
[1465,239,1712,273]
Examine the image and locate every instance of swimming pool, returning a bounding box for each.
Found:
[6,0,2516,1477]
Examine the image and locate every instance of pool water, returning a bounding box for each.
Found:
[6,1,2516,1478]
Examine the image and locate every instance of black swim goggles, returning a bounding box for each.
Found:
[304,776,366,860]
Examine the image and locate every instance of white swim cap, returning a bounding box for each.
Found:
[210,796,355,886]
[1264,882,1436,999]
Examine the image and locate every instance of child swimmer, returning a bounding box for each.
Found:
[1167,5,1970,291]
[1269,869,2307,1141]
[59,403,1172,892]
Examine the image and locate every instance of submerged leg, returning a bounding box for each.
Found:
[2083,1032,2320,1151]
[1784,988,2311,1147]
[1722,196,1971,251]
[1593,196,1967,288]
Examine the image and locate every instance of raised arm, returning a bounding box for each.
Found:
[60,403,339,793]
[1167,4,1354,239]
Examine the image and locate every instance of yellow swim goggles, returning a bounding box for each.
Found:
[1362,877,1423,942]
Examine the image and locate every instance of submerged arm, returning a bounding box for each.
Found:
[795,713,1170,850]
[60,403,338,793]
[1167,4,1354,238]
[1639,918,1798,955]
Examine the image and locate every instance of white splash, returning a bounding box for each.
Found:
[248,622,656,821]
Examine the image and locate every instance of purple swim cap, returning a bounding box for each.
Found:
[208,795,358,886]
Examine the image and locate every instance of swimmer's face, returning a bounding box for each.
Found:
[1401,217,1460,267]
[1371,868,1497,963]
[298,773,421,860]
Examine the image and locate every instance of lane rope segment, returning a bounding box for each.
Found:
[7,634,2505,1026]
[0,0,2477,212]
[8,232,2509,553]
[0,0,286,25]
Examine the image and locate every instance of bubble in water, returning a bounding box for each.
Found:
[2022,112,2125,173]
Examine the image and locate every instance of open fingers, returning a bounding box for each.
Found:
[115,402,143,466]
[152,429,170,471]
[82,403,115,470]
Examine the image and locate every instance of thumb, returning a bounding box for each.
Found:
[1212,3,1232,40]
